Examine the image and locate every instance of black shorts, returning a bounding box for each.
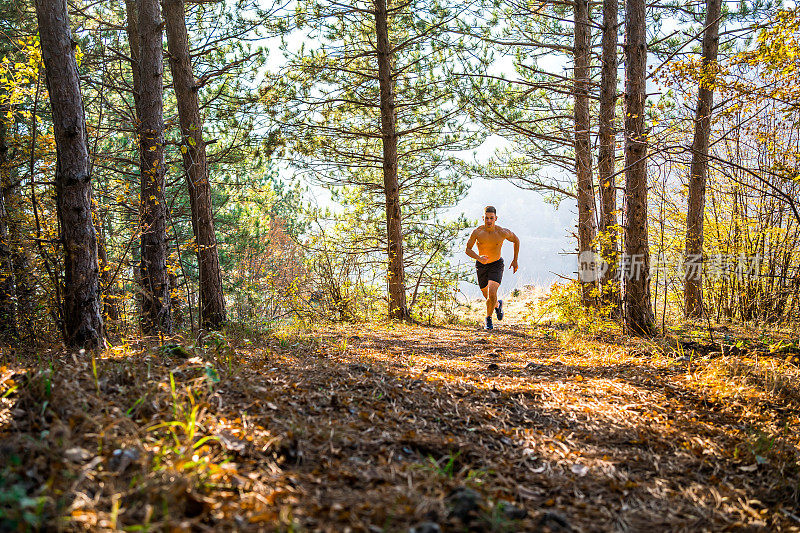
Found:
[476,258,504,289]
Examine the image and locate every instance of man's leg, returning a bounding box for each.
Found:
[485,280,500,317]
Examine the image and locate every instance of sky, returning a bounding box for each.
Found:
[450,174,577,300]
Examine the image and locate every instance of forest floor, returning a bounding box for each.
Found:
[2,306,800,531]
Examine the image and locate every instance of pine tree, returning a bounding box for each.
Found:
[136,0,172,334]
[684,0,722,318]
[623,0,654,335]
[163,0,226,329]
[282,0,482,320]
[34,0,105,348]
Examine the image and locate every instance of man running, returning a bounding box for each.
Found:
[465,206,520,330]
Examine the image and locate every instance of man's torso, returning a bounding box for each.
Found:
[475,225,509,263]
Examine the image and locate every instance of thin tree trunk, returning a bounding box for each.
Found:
[137,0,172,334]
[95,208,119,323]
[574,0,597,305]
[124,0,146,327]
[375,0,409,321]
[0,113,36,340]
[124,0,143,114]
[0,117,17,340]
[598,0,620,312]
[35,0,105,349]
[623,0,654,335]
[5,196,34,339]
[684,0,722,318]
[163,0,226,329]
[1,140,35,340]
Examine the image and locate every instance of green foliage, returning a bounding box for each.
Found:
[0,464,46,531]
[201,330,239,374]
[423,450,462,478]
[217,172,309,325]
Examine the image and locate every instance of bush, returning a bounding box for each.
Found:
[530,281,617,335]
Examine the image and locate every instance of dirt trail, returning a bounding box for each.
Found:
[2,321,799,531]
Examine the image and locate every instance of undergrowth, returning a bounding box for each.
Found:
[528,281,619,339]
[2,303,800,530]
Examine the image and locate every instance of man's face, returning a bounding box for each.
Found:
[484,212,497,227]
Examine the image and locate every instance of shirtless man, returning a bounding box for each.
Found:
[465,206,520,330]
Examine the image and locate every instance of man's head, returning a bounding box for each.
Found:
[484,205,497,228]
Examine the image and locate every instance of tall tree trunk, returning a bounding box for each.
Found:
[684,0,722,318]
[623,0,654,335]
[124,0,143,114]
[574,0,597,305]
[0,117,17,340]
[124,0,146,327]
[35,0,105,349]
[137,0,172,334]
[375,0,409,321]
[163,0,226,329]
[598,0,620,313]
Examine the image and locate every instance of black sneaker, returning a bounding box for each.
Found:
[485,317,493,330]
[495,300,504,321]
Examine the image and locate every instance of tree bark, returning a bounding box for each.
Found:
[684,0,722,318]
[574,0,597,305]
[0,117,17,340]
[94,203,119,323]
[163,0,226,329]
[0,128,34,340]
[137,0,172,334]
[35,0,105,349]
[375,0,409,321]
[124,0,143,114]
[598,0,620,312]
[623,0,654,335]
[3,183,34,340]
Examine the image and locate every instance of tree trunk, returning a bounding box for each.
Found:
[574,0,597,305]
[684,0,722,318]
[3,183,35,340]
[163,0,226,329]
[0,117,17,340]
[137,0,172,334]
[94,204,119,323]
[598,0,620,312]
[124,0,146,328]
[124,0,143,114]
[623,0,654,335]
[1,123,35,340]
[375,0,409,321]
[35,0,105,349]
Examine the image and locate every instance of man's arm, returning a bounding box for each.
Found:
[465,229,488,262]
[506,230,520,273]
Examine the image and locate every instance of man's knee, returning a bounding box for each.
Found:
[487,281,499,298]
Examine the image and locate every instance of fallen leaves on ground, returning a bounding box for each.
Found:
[1,321,799,531]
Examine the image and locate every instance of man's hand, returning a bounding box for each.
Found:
[478,254,489,263]
[510,259,518,273]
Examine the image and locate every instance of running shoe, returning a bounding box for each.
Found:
[485,317,493,330]
[495,299,504,321]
